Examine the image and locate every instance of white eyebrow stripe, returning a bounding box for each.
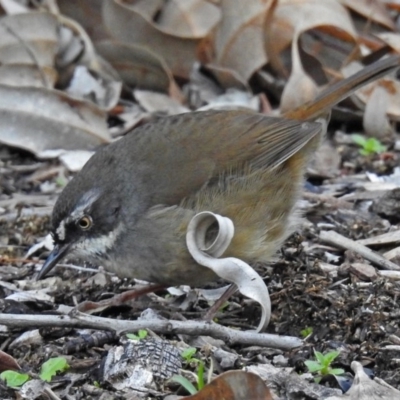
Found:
[70,188,101,219]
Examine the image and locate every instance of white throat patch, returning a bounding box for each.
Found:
[71,222,124,260]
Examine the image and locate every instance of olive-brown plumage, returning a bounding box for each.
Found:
[38,55,400,286]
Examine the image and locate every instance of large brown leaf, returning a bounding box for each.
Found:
[184,370,273,400]
[214,0,272,82]
[0,12,58,87]
[0,86,110,155]
[102,0,219,79]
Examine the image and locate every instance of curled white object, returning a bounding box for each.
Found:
[186,211,271,332]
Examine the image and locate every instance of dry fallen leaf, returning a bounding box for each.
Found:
[279,33,318,113]
[363,84,394,140]
[326,361,400,400]
[214,0,271,82]
[0,12,58,87]
[0,86,110,155]
[102,0,219,79]
[266,0,358,75]
[186,211,271,332]
[184,370,273,400]
[0,349,21,373]
[342,61,400,121]
[95,40,182,98]
[340,0,395,30]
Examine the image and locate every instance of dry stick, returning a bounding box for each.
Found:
[0,312,302,350]
[319,230,400,271]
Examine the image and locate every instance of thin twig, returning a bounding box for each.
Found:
[320,230,400,271]
[0,312,303,350]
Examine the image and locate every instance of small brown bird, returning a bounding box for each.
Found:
[38,55,400,288]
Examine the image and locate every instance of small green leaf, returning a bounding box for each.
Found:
[314,351,325,365]
[39,357,69,382]
[300,327,313,338]
[181,347,197,361]
[197,361,205,390]
[351,134,367,147]
[126,333,140,340]
[55,176,68,187]
[304,360,322,373]
[330,368,345,376]
[127,330,148,340]
[353,134,386,155]
[138,329,148,339]
[170,375,198,395]
[323,350,340,365]
[0,370,30,387]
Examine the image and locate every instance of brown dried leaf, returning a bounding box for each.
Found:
[340,0,396,30]
[342,61,400,120]
[280,35,318,113]
[55,16,123,110]
[214,0,271,82]
[185,370,273,400]
[326,361,400,400]
[95,40,182,98]
[377,32,400,53]
[102,0,219,79]
[266,0,357,74]
[0,86,110,155]
[0,12,58,87]
[58,0,111,41]
[0,349,20,373]
[309,140,341,178]
[203,64,249,90]
[134,89,189,114]
[155,0,220,38]
[363,85,394,140]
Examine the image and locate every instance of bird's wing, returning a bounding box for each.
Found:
[114,110,323,205]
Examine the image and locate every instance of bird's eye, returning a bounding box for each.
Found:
[77,216,92,230]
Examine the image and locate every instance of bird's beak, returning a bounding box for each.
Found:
[36,243,71,280]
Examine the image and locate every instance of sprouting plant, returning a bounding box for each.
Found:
[126,329,148,340]
[39,357,69,382]
[352,134,386,156]
[0,371,29,388]
[305,350,345,383]
[300,326,313,338]
[181,348,199,364]
[170,347,208,395]
[0,357,70,388]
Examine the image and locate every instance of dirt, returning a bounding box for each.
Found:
[0,135,400,399]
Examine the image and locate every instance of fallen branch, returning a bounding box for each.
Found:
[0,312,302,350]
[320,230,400,271]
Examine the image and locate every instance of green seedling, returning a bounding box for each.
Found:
[55,175,68,187]
[0,371,29,388]
[300,327,313,338]
[126,329,148,340]
[352,134,386,156]
[39,357,69,382]
[305,350,345,383]
[0,357,70,388]
[181,347,199,364]
[170,347,207,394]
[170,374,198,395]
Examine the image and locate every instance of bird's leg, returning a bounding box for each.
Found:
[75,283,167,314]
[202,283,239,322]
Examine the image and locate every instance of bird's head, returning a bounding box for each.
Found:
[37,186,123,279]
